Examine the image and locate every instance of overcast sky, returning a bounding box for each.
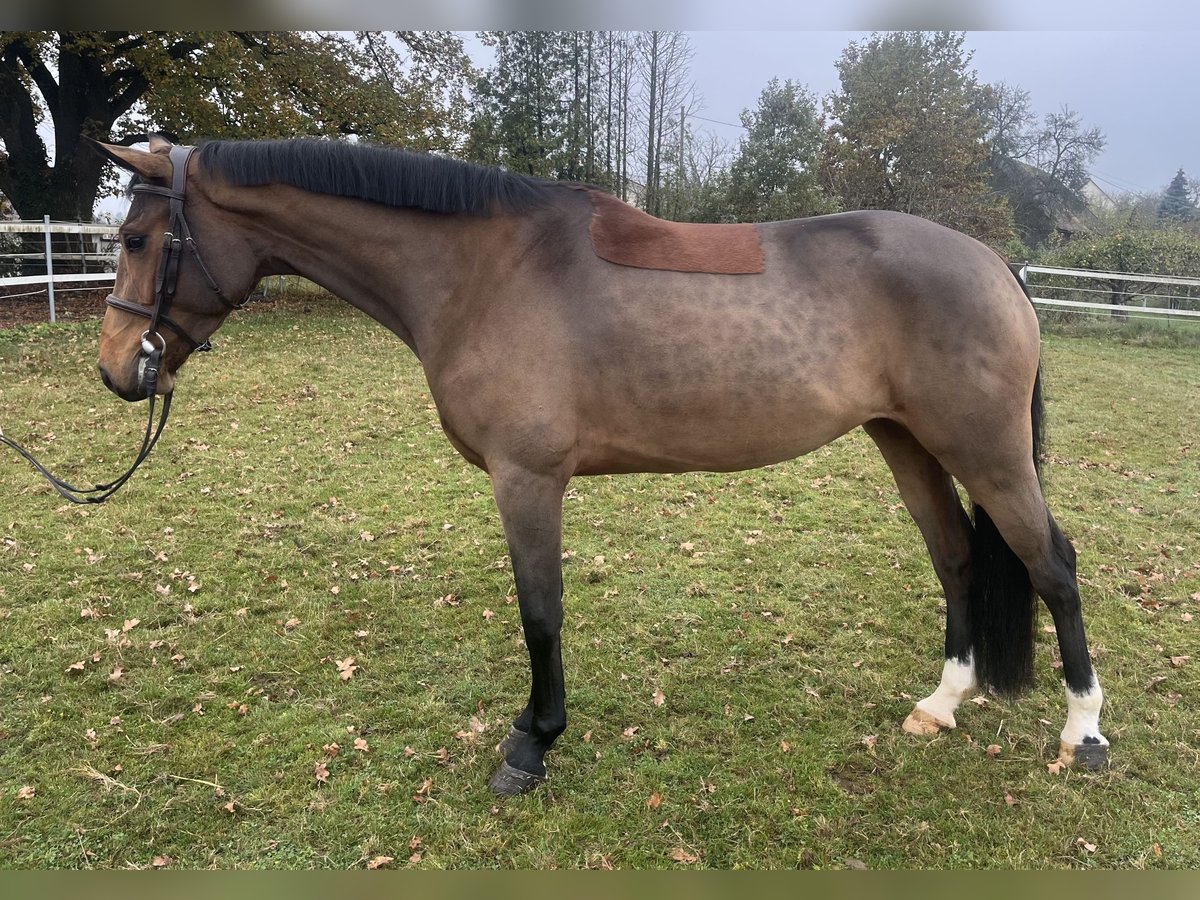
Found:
[683,30,1195,198]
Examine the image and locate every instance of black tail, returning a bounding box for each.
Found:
[968,280,1044,696]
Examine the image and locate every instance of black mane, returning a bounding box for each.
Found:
[195,139,554,215]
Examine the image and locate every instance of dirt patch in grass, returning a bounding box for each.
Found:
[0,285,111,327]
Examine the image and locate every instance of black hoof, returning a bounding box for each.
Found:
[497,726,528,757]
[488,760,546,796]
[1059,739,1109,769]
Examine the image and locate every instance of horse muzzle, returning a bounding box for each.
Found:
[99,338,170,402]
[99,362,151,402]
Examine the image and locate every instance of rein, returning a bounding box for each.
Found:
[1,144,237,504]
[0,394,172,504]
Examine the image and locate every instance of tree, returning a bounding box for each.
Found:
[636,30,695,216]
[983,95,1106,249]
[1040,225,1200,320]
[979,80,1037,162]
[725,78,831,222]
[465,32,576,179]
[0,31,472,226]
[671,130,733,222]
[822,31,1012,244]
[1157,168,1197,224]
[1030,105,1105,194]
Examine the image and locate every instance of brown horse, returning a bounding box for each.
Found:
[92,136,1108,795]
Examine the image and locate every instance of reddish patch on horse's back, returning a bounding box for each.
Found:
[587,190,764,274]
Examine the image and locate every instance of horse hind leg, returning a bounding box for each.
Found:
[957,463,1109,768]
[863,420,978,735]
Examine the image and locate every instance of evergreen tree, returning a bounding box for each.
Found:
[1157,168,1197,224]
[465,32,576,179]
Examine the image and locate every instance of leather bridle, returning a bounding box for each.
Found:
[106,143,250,361]
[1,143,247,504]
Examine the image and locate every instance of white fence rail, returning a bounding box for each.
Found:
[0,219,118,323]
[1020,263,1200,323]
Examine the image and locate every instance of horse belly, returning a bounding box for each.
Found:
[574,363,877,476]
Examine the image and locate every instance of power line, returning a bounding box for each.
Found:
[687,113,747,131]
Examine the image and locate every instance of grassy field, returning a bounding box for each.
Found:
[1,293,1197,869]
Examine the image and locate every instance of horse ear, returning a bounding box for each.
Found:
[147,133,174,154]
[91,140,173,180]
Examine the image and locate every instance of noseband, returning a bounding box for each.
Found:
[105,144,249,365]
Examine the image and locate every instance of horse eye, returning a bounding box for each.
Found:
[124,235,146,252]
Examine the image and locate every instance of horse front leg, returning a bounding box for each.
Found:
[487,463,568,796]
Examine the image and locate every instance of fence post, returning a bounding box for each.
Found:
[43,214,56,324]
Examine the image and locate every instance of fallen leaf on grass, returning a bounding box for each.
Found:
[354,738,369,752]
[108,666,124,683]
[313,762,330,784]
[652,688,666,707]
[647,792,663,810]
[323,743,341,758]
[65,661,86,674]
[1047,759,1065,775]
[16,785,35,800]
[482,608,496,621]
[151,855,173,868]
[1076,837,1097,854]
[622,726,639,738]
[1169,655,1190,668]
[1004,792,1018,807]
[986,744,1002,758]
[335,657,358,681]
[366,855,393,870]
[670,847,699,864]
[412,778,433,804]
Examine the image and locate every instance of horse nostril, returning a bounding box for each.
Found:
[99,366,115,392]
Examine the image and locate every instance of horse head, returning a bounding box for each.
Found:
[93,135,259,401]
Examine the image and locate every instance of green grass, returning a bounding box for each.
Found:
[1,294,1197,869]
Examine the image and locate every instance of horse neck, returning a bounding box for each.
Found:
[229,185,520,359]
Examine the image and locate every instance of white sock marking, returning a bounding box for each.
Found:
[915,655,977,728]
[1061,676,1107,747]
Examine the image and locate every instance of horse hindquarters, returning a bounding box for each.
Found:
[890,368,1108,766]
